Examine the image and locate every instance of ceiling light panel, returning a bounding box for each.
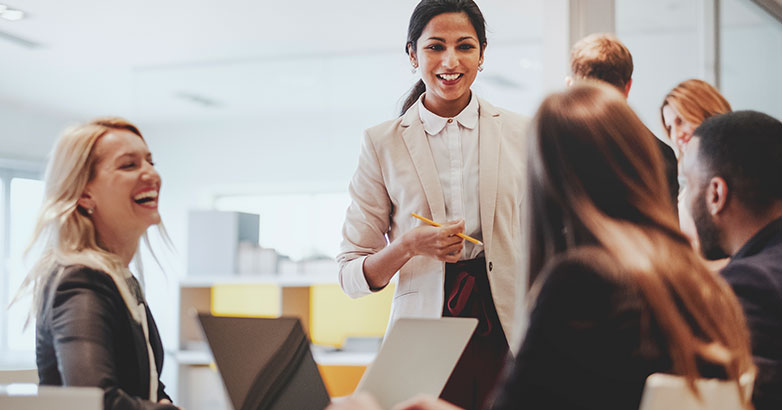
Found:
[0,4,25,21]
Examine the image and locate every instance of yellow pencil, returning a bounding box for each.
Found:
[411,212,484,246]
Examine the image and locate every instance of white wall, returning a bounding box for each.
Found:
[0,100,73,164]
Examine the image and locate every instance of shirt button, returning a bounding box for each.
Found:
[447,118,453,123]
[488,261,493,271]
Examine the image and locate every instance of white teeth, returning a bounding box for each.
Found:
[438,74,460,81]
[133,190,158,201]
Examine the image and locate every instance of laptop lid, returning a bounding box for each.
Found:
[355,317,477,410]
[197,314,330,410]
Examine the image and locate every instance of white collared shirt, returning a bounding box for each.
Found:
[418,92,482,260]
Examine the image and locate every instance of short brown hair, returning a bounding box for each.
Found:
[570,33,633,90]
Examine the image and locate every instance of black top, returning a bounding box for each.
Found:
[656,138,679,214]
[36,265,176,410]
[721,218,782,410]
[491,248,726,410]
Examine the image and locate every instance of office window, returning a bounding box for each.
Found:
[7,178,45,351]
[1,173,44,361]
[616,0,703,133]
[214,192,350,261]
[721,0,782,119]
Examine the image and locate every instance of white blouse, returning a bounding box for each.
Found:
[417,92,483,260]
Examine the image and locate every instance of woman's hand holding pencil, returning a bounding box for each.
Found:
[411,213,484,246]
[402,214,467,263]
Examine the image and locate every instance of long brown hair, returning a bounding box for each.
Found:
[660,79,732,140]
[525,81,753,398]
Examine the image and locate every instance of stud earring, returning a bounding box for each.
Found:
[87,208,94,215]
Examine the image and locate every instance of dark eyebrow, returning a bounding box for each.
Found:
[425,36,478,43]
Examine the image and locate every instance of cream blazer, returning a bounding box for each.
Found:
[337,98,529,344]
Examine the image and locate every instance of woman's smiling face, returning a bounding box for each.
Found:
[410,12,483,117]
[80,130,161,242]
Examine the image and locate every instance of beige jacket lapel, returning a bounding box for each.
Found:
[478,98,501,251]
[400,105,447,223]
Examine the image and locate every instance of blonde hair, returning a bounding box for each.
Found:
[526,82,754,400]
[660,79,732,139]
[570,33,633,91]
[13,117,165,325]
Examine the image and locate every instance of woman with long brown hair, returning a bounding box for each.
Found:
[490,81,754,409]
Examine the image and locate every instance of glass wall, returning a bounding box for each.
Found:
[617,0,782,135]
[0,173,43,365]
[7,178,44,352]
[616,0,703,136]
[721,0,782,119]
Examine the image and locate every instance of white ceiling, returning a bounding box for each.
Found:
[0,0,774,126]
[0,0,543,124]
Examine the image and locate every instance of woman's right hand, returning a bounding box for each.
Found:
[361,220,465,290]
[404,220,465,263]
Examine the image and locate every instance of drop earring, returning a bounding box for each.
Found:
[411,65,418,74]
[478,64,484,72]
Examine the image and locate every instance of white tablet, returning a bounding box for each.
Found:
[355,317,478,409]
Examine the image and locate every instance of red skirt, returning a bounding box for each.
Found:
[439,257,509,410]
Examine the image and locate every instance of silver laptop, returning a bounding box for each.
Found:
[355,317,477,409]
[0,384,102,410]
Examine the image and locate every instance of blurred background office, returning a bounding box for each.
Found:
[0,0,780,408]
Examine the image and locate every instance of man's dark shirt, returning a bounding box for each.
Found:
[721,218,782,410]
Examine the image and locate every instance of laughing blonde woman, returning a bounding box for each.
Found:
[15,118,178,410]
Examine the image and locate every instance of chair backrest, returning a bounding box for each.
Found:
[639,373,753,410]
[0,369,39,384]
[0,384,102,410]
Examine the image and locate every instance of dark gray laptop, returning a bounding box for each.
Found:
[197,314,330,410]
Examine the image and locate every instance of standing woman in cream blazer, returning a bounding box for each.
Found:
[337,1,527,408]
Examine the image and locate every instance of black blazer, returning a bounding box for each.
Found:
[36,265,177,410]
[491,248,725,410]
[721,218,782,410]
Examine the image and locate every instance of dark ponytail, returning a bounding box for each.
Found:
[401,80,428,116]
[400,0,487,116]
